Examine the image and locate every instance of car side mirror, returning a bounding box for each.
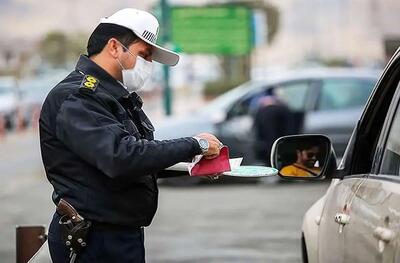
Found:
[270,134,337,180]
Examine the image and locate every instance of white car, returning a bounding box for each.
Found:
[0,77,19,129]
[271,47,400,262]
[18,70,70,127]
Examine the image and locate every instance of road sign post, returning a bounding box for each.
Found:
[161,0,172,116]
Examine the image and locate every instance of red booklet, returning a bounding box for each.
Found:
[190,146,231,176]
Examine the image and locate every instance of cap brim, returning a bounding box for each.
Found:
[138,35,180,66]
[152,44,180,66]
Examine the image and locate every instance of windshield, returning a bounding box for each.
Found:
[20,74,63,102]
[0,83,14,95]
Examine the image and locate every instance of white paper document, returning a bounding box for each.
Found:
[166,157,278,177]
[166,157,243,173]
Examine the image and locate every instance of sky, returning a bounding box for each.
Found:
[0,0,221,41]
[0,0,154,41]
[1,0,399,68]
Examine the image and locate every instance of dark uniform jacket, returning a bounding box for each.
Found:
[40,55,201,227]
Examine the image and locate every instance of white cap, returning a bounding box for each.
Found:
[100,8,179,66]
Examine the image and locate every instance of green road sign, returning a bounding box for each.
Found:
[170,6,253,55]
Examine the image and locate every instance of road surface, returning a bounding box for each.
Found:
[0,131,329,262]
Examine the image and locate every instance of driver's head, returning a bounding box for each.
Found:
[296,142,319,168]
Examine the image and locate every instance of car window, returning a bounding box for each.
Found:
[274,81,310,111]
[317,79,375,111]
[227,81,310,118]
[227,90,265,117]
[380,98,400,175]
[202,81,265,115]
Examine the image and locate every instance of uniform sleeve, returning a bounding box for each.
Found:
[55,92,201,178]
[157,170,189,178]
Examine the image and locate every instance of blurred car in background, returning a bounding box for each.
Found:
[18,70,68,127]
[155,68,380,184]
[0,77,19,129]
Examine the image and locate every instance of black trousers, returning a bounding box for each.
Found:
[48,213,145,263]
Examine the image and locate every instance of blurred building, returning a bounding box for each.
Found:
[253,0,400,71]
[0,0,400,74]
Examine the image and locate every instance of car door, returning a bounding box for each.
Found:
[316,47,400,262]
[317,177,363,263]
[341,82,400,263]
[317,112,386,263]
[342,176,400,263]
[215,88,264,163]
[318,175,399,263]
[304,78,376,157]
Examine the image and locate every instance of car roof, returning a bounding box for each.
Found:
[252,67,381,85]
[202,67,381,114]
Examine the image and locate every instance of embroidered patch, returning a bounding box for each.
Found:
[79,75,99,92]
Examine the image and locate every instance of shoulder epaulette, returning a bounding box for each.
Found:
[79,75,99,93]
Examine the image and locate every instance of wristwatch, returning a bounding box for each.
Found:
[193,137,209,154]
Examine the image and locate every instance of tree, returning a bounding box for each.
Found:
[39,31,68,68]
[39,31,88,68]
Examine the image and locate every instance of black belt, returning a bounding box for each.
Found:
[90,220,143,232]
[55,211,142,232]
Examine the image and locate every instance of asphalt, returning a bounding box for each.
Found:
[0,131,329,263]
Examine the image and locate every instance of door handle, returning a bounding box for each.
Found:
[373,227,395,253]
[373,227,395,242]
[334,213,350,233]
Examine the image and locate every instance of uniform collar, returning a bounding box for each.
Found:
[75,55,130,100]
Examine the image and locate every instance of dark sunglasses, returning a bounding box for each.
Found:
[305,152,318,158]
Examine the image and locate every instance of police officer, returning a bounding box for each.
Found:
[40,8,222,263]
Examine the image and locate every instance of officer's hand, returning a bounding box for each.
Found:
[195,133,223,159]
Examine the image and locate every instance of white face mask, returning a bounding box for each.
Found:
[117,44,153,93]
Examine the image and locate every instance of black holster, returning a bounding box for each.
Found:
[59,215,91,255]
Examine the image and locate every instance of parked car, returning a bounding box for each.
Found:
[0,77,19,129]
[271,48,400,262]
[155,68,380,165]
[18,71,68,127]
